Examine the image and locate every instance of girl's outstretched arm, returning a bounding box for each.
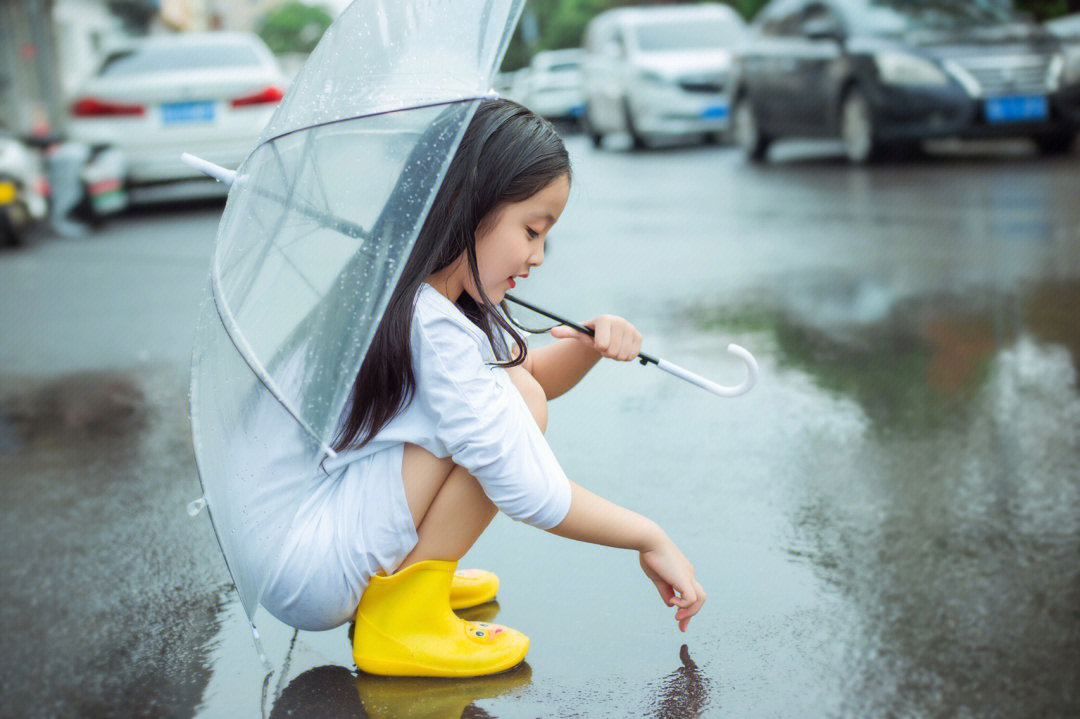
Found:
[547,480,706,632]
[526,315,642,400]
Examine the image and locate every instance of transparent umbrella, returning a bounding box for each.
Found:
[188,0,526,630]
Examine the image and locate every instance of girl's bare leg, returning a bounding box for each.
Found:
[396,366,547,570]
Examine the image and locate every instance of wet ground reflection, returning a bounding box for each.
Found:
[267,646,714,719]
[0,368,224,718]
[680,275,1080,717]
[269,663,533,719]
[648,645,712,719]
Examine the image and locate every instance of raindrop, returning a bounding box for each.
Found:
[186,497,207,517]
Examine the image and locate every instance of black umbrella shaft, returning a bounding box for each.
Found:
[504,294,657,366]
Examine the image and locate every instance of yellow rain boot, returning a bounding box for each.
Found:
[449,568,498,610]
[353,559,529,677]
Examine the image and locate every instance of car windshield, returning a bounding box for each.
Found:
[98,42,263,76]
[632,19,742,51]
[848,0,1020,34]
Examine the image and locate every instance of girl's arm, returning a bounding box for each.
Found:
[524,315,642,400]
[547,480,706,632]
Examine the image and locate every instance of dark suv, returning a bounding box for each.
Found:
[730,0,1080,162]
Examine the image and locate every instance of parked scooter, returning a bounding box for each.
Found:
[0,133,50,248]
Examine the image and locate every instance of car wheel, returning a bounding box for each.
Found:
[840,89,878,164]
[583,104,604,149]
[732,96,770,162]
[622,98,647,150]
[0,213,18,249]
[1033,129,1077,156]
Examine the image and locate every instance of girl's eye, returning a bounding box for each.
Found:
[526,227,540,240]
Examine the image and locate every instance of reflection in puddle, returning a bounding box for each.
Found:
[685,277,1080,431]
[0,367,224,718]
[648,645,712,719]
[680,275,1080,717]
[268,663,533,719]
[266,643,715,719]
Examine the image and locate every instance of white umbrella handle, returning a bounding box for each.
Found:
[503,295,758,399]
[655,345,758,398]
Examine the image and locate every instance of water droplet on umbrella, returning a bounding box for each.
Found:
[187,497,207,516]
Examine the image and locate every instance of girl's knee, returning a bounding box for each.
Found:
[505,366,548,433]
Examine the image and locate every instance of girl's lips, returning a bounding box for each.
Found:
[507,277,516,289]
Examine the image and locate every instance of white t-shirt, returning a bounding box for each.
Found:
[324,282,572,530]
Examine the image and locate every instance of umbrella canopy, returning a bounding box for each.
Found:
[190,0,525,620]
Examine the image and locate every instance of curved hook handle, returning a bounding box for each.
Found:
[655,344,758,398]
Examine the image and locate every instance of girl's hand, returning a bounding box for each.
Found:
[549,315,642,362]
[639,534,706,632]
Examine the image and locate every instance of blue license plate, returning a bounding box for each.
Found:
[984,95,1047,123]
[162,101,215,124]
[701,104,729,120]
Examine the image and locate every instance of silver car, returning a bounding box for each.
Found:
[67,32,286,203]
[582,4,746,149]
[520,49,586,121]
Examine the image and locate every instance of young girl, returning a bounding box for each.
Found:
[260,98,705,677]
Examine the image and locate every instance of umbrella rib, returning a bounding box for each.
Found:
[310,145,334,215]
[225,142,331,303]
[219,146,294,298]
[211,248,338,459]
[258,97,490,148]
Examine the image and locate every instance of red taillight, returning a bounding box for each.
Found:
[230,86,284,107]
[71,97,146,117]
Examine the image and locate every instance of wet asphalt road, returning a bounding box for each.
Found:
[2,135,1079,718]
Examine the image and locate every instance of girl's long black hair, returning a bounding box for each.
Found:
[332,98,571,452]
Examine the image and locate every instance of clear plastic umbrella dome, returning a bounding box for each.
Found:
[189,0,525,621]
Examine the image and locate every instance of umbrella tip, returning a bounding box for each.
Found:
[186,496,207,517]
[180,152,236,186]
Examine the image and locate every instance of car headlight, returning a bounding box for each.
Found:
[637,69,668,85]
[1058,45,1080,86]
[874,52,949,87]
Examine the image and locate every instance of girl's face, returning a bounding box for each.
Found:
[466,173,570,304]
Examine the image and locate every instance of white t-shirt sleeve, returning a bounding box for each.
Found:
[413,310,572,530]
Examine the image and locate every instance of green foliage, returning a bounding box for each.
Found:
[499,0,1080,70]
[1014,0,1080,20]
[258,2,334,55]
[502,0,751,71]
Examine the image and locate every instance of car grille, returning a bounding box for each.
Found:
[677,73,726,94]
[950,54,1054,97]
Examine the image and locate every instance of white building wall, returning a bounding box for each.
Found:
[52,0,127,101]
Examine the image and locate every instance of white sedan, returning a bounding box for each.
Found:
[68,32,286,203]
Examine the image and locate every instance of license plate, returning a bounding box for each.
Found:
[984,95,1047,123]
[701,104,729,119]
[0,181,15,205]
[162,100,215,124]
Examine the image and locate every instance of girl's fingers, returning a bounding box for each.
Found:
[593,320,611,353]
[553,317,642,361]
[654,579,676,606]
[672,583,697,609]
[675,580,706,631]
